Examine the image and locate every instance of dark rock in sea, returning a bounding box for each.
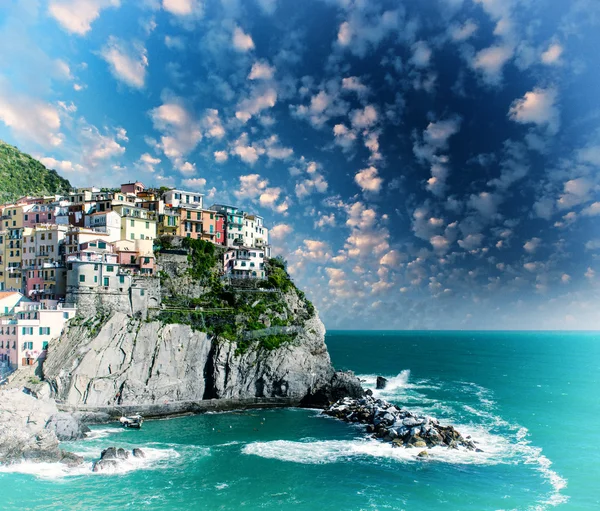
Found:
[92,459,119,472]
[376,376,388,390]
[323,395,482,452]
[417,450,429,458]
[132,448,146,458]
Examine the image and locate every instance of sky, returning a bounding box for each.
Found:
[0,0,599,330]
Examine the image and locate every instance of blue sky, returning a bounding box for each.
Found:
[1,0,599,329]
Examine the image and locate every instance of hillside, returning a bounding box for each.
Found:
[0,140,72,203]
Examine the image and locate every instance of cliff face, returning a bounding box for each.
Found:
[43,246,361,413]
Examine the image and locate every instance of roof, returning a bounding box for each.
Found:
[0,291,22,299]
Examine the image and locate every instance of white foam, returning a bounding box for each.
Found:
[0,447,180,480]
[84,427,127,440]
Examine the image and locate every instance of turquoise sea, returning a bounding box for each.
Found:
[1,331,599,510]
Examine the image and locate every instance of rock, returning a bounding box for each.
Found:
[0,389,84,466]
[376,376,388,389]
[413,440,427,448]
[132,448,146,458]
[45,412,90,441]
[92,459,119,472]
[417,451,429,458]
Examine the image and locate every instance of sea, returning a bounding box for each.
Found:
[1,331,599,511]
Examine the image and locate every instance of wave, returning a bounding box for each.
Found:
[83,427,127,440]
[0,447,180,480]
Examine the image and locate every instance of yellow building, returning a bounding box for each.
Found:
[113,205,157,241]
[157,209,180,237]
[0,205,24,292]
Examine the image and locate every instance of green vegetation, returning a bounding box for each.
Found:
[28,376,41,385]
[0,140,72,203]
[182,237,218,282]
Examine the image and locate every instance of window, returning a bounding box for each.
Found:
[140,289,145,296]
[98,242,106,249]
[39,327,50,335]
[23,341,33,350]
[22,327,33,335]
[79,275,86,283]
[94,276,98,283]
[187,211,191,219]
[24,214,28,221]
[210,213,214,220]
[210,225,214,233]
[145,222,149,229]
[130,233,135,240]
[144,257,150,264]
[94,264,99,270]
[130,219,135,227]
[104,277,109,286]
[119,275,125,284]
[107,265,114,272]
[42,341,48,350]
[141,234,145,240]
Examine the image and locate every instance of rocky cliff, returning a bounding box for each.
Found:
[42,240,362,415]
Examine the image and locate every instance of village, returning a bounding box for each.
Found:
[0,182,271,378]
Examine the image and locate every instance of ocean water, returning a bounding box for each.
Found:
[1,331,599,511]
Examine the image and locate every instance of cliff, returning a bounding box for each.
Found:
[42,239,362,416]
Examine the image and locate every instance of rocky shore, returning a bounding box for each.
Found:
[323,393,483,454]
[0,389,89,466]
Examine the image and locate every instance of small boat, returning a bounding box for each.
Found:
[119,414,144,429]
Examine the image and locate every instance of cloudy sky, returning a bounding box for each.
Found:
[1,0,599,329]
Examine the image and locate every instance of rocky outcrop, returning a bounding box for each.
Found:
[376,376,388,389]
[324,394,483,452]
[0,389,85,465]
[42,309,361,414]
[92,447,145,472]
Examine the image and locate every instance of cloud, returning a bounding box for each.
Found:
[165,35,185,50]
[0,83,63,147]
[449,19,478,41]
[256,0,277,15]
[162,0,203,16]
[78,122,127,167]
[582,202,600,216]
[214,150,228,163]
[181,177,206,189]
[333,124,357,150]
[270,223,293,240]
[335,8,401,58]
[523,237,541,254]
[410,41,432,68]
[557,178,593,209]
[341,76,369,98]
[472,45,513,85]
[149,95,202,172]
[201,109,225,139]
[380,249,404,267]
[295,239,332,262]
[235,87,277,123]
[355,166,383,193]
[248,61,275,80]
[38,156,83,173]
[458,233,484,251]
[508,87,559,134]
[232,26,255,52]
[468,191,502,218]
[100,37,148,89]
[350,104,378,130]
[48,0,120,35]
[315,213,336,229]
[137,152,161,172]
[234,174,288,213]
[541,43,563,65]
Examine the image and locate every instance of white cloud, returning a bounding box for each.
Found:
[48,0,120,35]
[410,41,432,68]
[355,166,383,193]
[315,213,335,229]
[468,191,501,218]
[458,233,484,251]
[342,76,369,97]
[100,37,148,89]
[508,87,559,134]
[337,21,352,46]
[235,87,277,123]
[380,249,403,267]
[79,123,127,167]
[38,156,83,173]
[270,223,292,240]
[584,267,595,280]
[256,0,277,15]
[472,44,513,85]
[582,202,600,217]
[149,95,202,172]
[214,150,228,163]
[557,178,592,209]
[235,174,288,213]
[450,19,478,41]
[201,109,225,139]
[162,0,203,17]
[541,43,563,65]
[181,177,206,189]
[296,240,332,262]
[350,104,378,130]
[165,35,185,50]
[232,26,255,52]
[248,61,275,80]
[523,237,541,254]
[335,9,401,58]
[137,152,161,172]
[0,84,63,147]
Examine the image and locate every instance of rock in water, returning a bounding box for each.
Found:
[132,448,146,458]
[376,376,388,389]
[323,395,481,452]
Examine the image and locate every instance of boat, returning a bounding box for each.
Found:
[119,414,144,429]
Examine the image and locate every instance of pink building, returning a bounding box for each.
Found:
[120,182,146,196]
[23,205,57,228]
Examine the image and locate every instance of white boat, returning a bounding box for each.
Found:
[119,414,144,429]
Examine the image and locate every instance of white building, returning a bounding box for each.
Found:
[0,300,76,369]
[0,291,27,316]
[242,214,270,256]
[163,189,204,209]
[84,210,122,239]
[223,247,266,278]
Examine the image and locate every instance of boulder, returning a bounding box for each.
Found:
[132,448,146,458]
[45,412,90,441]
[417,450,429,458]
[376,376,388,390]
